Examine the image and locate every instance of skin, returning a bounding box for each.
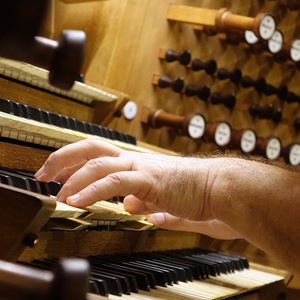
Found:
[35,138,300,274]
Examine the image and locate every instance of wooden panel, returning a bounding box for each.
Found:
[0,77,94,121]
[41,0,300,162]
[0,184,55,261]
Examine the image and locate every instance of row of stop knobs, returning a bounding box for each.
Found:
[141,107,300,166]
[154,70,299,103]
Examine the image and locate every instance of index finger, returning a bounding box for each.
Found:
[35,138,123,181]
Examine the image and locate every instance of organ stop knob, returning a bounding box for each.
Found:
[191,58,217,75]
[167,5,276,40]
[249,103,282,123]
[205,121,232,147]
[0,0,86,90]
[230,128,257,154]
[185,84,211,101]
[158,48,191,65]
[141,107,206,140]
[256,136,282,160]
[152,74,185,93]
[282,143,300,166]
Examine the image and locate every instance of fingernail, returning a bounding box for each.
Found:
[148,213,166,225]
[35,165,45,179]
[66,193,80,205]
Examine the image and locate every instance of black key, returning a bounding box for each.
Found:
[192,254,223,275]
[197,250,236,273]
[123,261,168,287]
[75,120,86,133]
[90,256,152,290]
[209,253,242,271]
[154,252,196,281]
[89,278,109,297]
[39,181,51,196]
[88,259,138,293]
[145,252,190,282]
[89,272,122,296]
[113,131,123,142]
[216,251,249,269]
[0,168,51,196]
[0,174,13,185]
[90,267,131,295]
[100,127,110,139]
[48,181,62,196]
[19,104,29,119]
[28,106,43,122]
[88,279,100,296]
[107,129,115,140]
[90,124,102,137]
[173,249,218,276]
[102,254,159,288]
[5,174,29,190]
[41,110,52,124]
[67,117,77,130]
[137,255,185,282]
[85,122,93,135]
[163,250,207,279]
[127,134,137,145]
[61,115,70,129]
[4,169,42,194]
[11,102,22,117]
[198,249,243,271]
[0,98,13,114]
[49,112,62,127]
[127,253,177,285]
[26,177,42,194]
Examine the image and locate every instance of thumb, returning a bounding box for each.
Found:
[147,213,242,240]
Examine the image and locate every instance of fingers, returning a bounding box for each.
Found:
[57,155,134,202]
[65,170,156,208]
[52,162,86,184]
[148,213,242,240]
[35,138,123,181]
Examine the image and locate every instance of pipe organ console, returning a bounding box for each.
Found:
[1,0,300,299]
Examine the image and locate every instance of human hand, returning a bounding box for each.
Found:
[35,138,216,222]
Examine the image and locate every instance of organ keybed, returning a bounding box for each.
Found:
[1,0,300,299]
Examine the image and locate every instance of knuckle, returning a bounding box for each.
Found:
[88,182,101,195]
[45,151,58,166]
[62,179,73,191]
[106,173,123,185]
[85,157,107,169]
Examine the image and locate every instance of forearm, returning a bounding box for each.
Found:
[208,157,300,273]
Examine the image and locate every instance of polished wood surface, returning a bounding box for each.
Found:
[41,0,300,159]
[0,184,55,261]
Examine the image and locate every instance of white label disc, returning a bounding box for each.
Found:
[289,143,300,166]
[214,122,231,146]
[244,30,259,45]
[240,129,256,153]
[266,137,281,160]
[123,101,138,120]
[290,39,300,62]
[268,30,283,54]
[188,114,206,139]
[259,15,276,40]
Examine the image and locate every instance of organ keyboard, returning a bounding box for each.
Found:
[0,97,146,151]
[18,248,285,300]
[0,58,117,104]
[0,166,154,232]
